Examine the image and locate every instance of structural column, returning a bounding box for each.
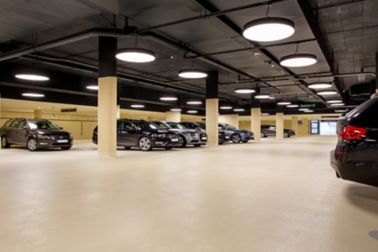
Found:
[276,112,284,140]
[33,109,42,119]
[97,36,118,156]
[166,111,181,122]
[251,107,261,142]
[376,52,378,93]
[206,71,219,147]
[291,115,299,137]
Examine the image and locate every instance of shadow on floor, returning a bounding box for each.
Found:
[345,184,378,216]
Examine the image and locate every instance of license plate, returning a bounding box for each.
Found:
[57,139,68,143]
[171,138,179,142]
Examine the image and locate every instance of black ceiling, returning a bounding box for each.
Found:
[0,0,376,114]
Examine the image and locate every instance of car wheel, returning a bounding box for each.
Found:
[179,135,186,148]
[138,136,152,151]
[1,136,10,148]
[284,132,289,138]
[27,138,38,151]
[231,134,241,144]
[61,146,72,150]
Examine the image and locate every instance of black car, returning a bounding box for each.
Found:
[0,118,73,151]
[261,124,295,138]
[218,123,253,143]
[92,119,180,151]
[331,97,378,187]
[180,122,229,144]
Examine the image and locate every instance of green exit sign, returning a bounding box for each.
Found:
[300,104,316,108]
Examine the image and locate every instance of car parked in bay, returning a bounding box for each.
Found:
[261,124,295,138]
[218,123,253,143]
[0,118,73,151]
[331,97,378,187]
[180,121,229,144]
[152,121,207,147]
[92,119,180,151]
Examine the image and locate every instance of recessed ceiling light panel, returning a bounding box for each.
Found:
[220,106,233,110]
[255,95,271,99]
[116,48,156,63]
[178,69,208,79]
[308,83,333,90]
[234,88,256,94]
[327,100,343,104]
[317,91,338,96]
[86,85,98,90]
[280,54,317,67]
[131,104,145,108]
[160,96,178,101]
[170,108,182,112]
[286,104,299,108]
[187,110,198,114]
[233,108,245,112]
[242,17,295,42]
[15,74,49,81]
[22,93,45,98]
[187,101,202,105]
[277,101,291,106]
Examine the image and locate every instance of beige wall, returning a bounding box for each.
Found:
[219,114,239,128]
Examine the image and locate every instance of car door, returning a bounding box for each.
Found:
[118,121,138,146]
[14,120,29,144]
[268,126,276,136]
[7,119,22,143]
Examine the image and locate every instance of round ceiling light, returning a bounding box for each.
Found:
[308,83,333,90]
[86,85,98,90]
[131,104,145,108]
[22,93,45,98]
[277,101,291,106]
[220,106,233,110]
[327,100,343,104]
[233,108,245,112]
[280,54,317,67]
[242,17,295,42]
[187,110,198,114]
[187,100,202,105]
[317,91,338,96]
[116,48,156,63]
[178,69,208,79]
[160,96,178,101]
[15,74,49,81]
[234,88,256,94]
[170,108,182,112]
[255,94,271,99]
[286,104,299,108]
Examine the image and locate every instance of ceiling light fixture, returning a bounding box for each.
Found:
[317,91,338,96]
[178,69,208,79]
[86,85,98,90]
[233,108,245,112]
[286,104,299,108]
[255,94,271,99]
[298,108,310,111]
[234,88,256,94]
[280,54,317,67]
[304,110,314,113]
[170,108,182,112]
[186,100,202,105]
[330,103,345,107]
[187,110,198,114]
[131,104,145,108]
[261,113,270,116]
[327,100,343,104]
[220,106,233,110]
[242,17,295,42]
[116,48,156,63]
[277,101,291,106]
[335,109,347,113]
[22,93,45,98]
[160,96,178,101]
[308,83,333,90]
[15,74,49,81]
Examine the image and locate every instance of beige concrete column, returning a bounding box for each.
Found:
[117,105,121,119]
[251,107,261,142]
[33,109,42,119]
[219,114,239,128]
[166,111,181,122]
[206,98,219,147]
[276,112,284,140]
[291,115,299,137]
[98,76,117,156]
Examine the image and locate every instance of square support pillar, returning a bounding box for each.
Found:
[291,115,299,137]
[251,107,261,142]
[276,112,284,140]
[206,98,219,147]
[166,111,181,122]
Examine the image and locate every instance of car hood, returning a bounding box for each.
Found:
[168,128,197,134]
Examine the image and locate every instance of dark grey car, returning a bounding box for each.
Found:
[0,118,73,151]
[261,125,295,138]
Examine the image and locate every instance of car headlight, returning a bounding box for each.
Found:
[158,134,166,138]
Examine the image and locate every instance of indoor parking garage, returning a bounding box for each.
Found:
[0,0,378,251]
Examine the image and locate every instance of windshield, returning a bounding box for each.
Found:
[153,121,169,129]
[167,122,186,129]
[220,123,235,129]
[27,120,61,130]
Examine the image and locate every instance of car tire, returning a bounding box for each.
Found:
[231,134,241,144]
[61,146,72,150]
[284,132,289,138]
[179,135,186,148]
[1,136,10,148]
[27,138,38,151]
[138,136,152,151]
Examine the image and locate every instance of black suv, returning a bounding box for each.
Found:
[0,118,73,151]
[331,97,378,187]
[92,119,180,151]
[180,122,229,144]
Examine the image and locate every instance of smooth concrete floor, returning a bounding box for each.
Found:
[0,136,378,252]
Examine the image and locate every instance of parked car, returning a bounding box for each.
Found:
[218,123,253,143]
[331,97,378,187]
[261,124,295,138]
[92,119,180,151]
[180,121,229,144]
[0,118,73,151]
[152,121,207,147]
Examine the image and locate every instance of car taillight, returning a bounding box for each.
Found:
[338,125,367,141]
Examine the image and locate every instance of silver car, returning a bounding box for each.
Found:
[152,121,207,147]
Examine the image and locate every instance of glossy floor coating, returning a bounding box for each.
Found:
[0,136,377,252]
